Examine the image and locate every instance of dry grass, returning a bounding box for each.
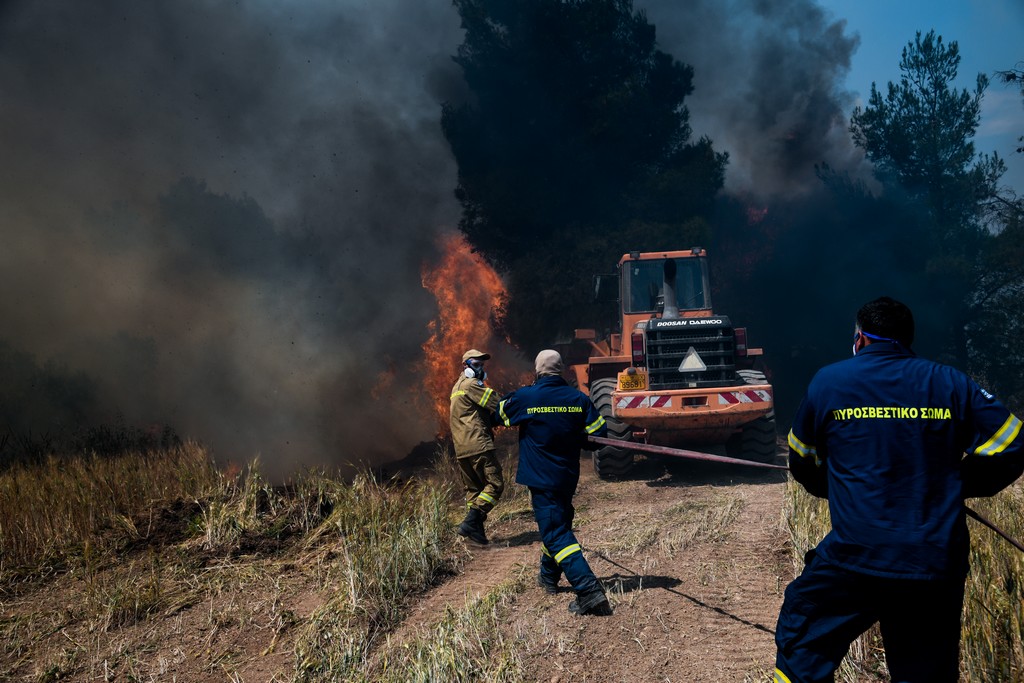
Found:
[601,518,660,555]
[0,442,220,577]
[961,483,1024,681]
[0,440,510,682]
[784,477,1024,682]
[589,488,745,558]
[658,489,745,557]
[369,569,529,683]
[0,424,568,683]
[292,474,453,682]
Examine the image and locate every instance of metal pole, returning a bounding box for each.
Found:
[587,435,789,471]
[965,506,1024,555]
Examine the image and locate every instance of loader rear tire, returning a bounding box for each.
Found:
[726,370,778,463]
[590,378,635,479]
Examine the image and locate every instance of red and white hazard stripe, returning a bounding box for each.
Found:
[717,390,771,405]
[616,396,674,410]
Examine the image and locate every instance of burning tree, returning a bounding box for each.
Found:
[442,0,727,350]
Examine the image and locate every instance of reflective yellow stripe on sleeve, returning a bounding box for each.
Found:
[788,430,820,466]
[773,668,793,683]
[975,414,1023,456]
[585,415,606,434]
[554,543,582,563]
[477,387,494,407]
[499,400,511,426]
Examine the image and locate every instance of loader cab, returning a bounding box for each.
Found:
[619,249,712,332]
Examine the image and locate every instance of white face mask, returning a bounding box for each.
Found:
[464,360,487,380]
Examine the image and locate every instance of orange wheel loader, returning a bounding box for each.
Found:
[557,248,777,479]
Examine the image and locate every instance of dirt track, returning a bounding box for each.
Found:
[430,453,793,682]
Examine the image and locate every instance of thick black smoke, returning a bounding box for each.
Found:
[441,0,885,424]
[0,0,928,467]
[0,1,464,471]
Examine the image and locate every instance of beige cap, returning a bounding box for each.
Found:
[534,349,564,376]
[462,349,491,362]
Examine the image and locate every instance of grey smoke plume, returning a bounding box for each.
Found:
[0,0,866,470]
[637,0,866,197]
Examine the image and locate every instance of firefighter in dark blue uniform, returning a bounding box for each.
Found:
[498,349,612,616]
[774,297,1024,683]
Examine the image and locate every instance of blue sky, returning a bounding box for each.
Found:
[818,0,1024,193]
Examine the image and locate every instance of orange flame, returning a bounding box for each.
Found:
[745,205,768,225]
[420,233,510,434]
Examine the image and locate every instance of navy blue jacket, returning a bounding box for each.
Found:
[498,375,607,494]
[788,342,1024,579]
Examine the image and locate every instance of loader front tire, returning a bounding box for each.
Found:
[726,370,779,463]
[726,410,779,463]
[590,378,635,479]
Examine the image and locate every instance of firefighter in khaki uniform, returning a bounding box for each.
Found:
[450,349,504,545]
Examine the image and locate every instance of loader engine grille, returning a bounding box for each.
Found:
[645,318,737,390]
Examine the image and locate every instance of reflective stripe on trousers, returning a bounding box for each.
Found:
[530,487,599,594]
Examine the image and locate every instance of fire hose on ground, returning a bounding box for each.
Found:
[586,435,1024,555]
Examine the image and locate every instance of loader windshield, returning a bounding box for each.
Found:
[623,257,709,313]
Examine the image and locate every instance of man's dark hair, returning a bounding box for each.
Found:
[856,296,915,347]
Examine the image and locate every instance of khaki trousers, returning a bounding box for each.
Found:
[457,449,504,513]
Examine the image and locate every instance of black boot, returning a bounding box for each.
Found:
[537,573,559,594]
[568,588,612,616]
[457,507,488,545]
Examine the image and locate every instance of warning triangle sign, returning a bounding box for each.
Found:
[678,347,707,372]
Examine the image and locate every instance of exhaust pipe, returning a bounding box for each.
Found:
[662,258,679,319]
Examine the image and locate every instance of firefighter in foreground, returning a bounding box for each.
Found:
[775,297,1024,683]
[450,349,504,545]
[498,349,612,616]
